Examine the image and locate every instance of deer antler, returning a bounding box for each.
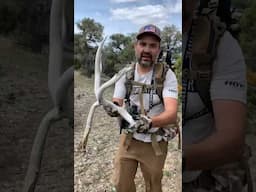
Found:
[79,37,135,151]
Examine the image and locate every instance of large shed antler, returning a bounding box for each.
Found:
[22,0,73,191]
[79,38,136,151]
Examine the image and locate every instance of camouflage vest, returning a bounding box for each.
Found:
[122,62,181,155]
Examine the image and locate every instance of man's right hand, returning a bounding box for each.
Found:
[103,103,119,117]
[135,114,152,133]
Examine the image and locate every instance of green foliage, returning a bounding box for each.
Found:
[75,18,104,77]
[74,57,81,70]
[237,0,256,133]
[161,25,181,50]
[173,56,182,83]
[161,25,182,63]
[239,0,256,69]
[103,33,135,77]
[173,56,182,104]
[76,18,103,45]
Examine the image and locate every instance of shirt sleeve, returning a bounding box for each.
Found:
[113,74,127,99]
[162,69,178,99]
[210,32,247,104]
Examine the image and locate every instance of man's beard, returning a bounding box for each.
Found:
[139,59,153,67]
[138,53,154,67]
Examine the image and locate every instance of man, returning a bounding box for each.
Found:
[182,0,249,191]
[104,24,178,192]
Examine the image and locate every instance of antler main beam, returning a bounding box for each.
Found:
[79,38,135,150]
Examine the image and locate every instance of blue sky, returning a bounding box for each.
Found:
[74,0,181,36]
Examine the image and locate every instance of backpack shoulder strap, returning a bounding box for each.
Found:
[124,63,135,101]
[154,62,169,102]
[190,12,226,112]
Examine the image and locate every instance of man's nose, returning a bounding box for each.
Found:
[143,45,150,53]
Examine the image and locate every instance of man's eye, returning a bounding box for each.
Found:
[150,44,157,48]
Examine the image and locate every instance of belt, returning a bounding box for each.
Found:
[123,132,164,156]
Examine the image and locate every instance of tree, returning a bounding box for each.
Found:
[75,18,104,77]
[160,25,182,67]
[76,17,103,46]
[103,33,135,77]
[109,34,130,52]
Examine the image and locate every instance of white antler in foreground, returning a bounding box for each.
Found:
[79,38,136,151]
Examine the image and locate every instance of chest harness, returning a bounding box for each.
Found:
[122,62,180,156]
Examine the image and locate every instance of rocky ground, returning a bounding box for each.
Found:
[74,70,182,192]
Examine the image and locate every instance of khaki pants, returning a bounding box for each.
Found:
[112,134,168,192]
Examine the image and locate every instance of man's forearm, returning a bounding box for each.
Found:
[151,110,177,128]
[183,100,246,171]
[183,131,245,170]
[150,97,178,128]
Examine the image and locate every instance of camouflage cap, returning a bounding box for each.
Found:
[136,24,161,41]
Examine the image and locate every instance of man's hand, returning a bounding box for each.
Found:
[103,103,119,117]
[135,114,152,133]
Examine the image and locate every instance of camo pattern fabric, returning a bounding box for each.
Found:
[183,161,249,192]
[159,126,179,142]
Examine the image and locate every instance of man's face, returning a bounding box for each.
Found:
[134,34,160,68]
